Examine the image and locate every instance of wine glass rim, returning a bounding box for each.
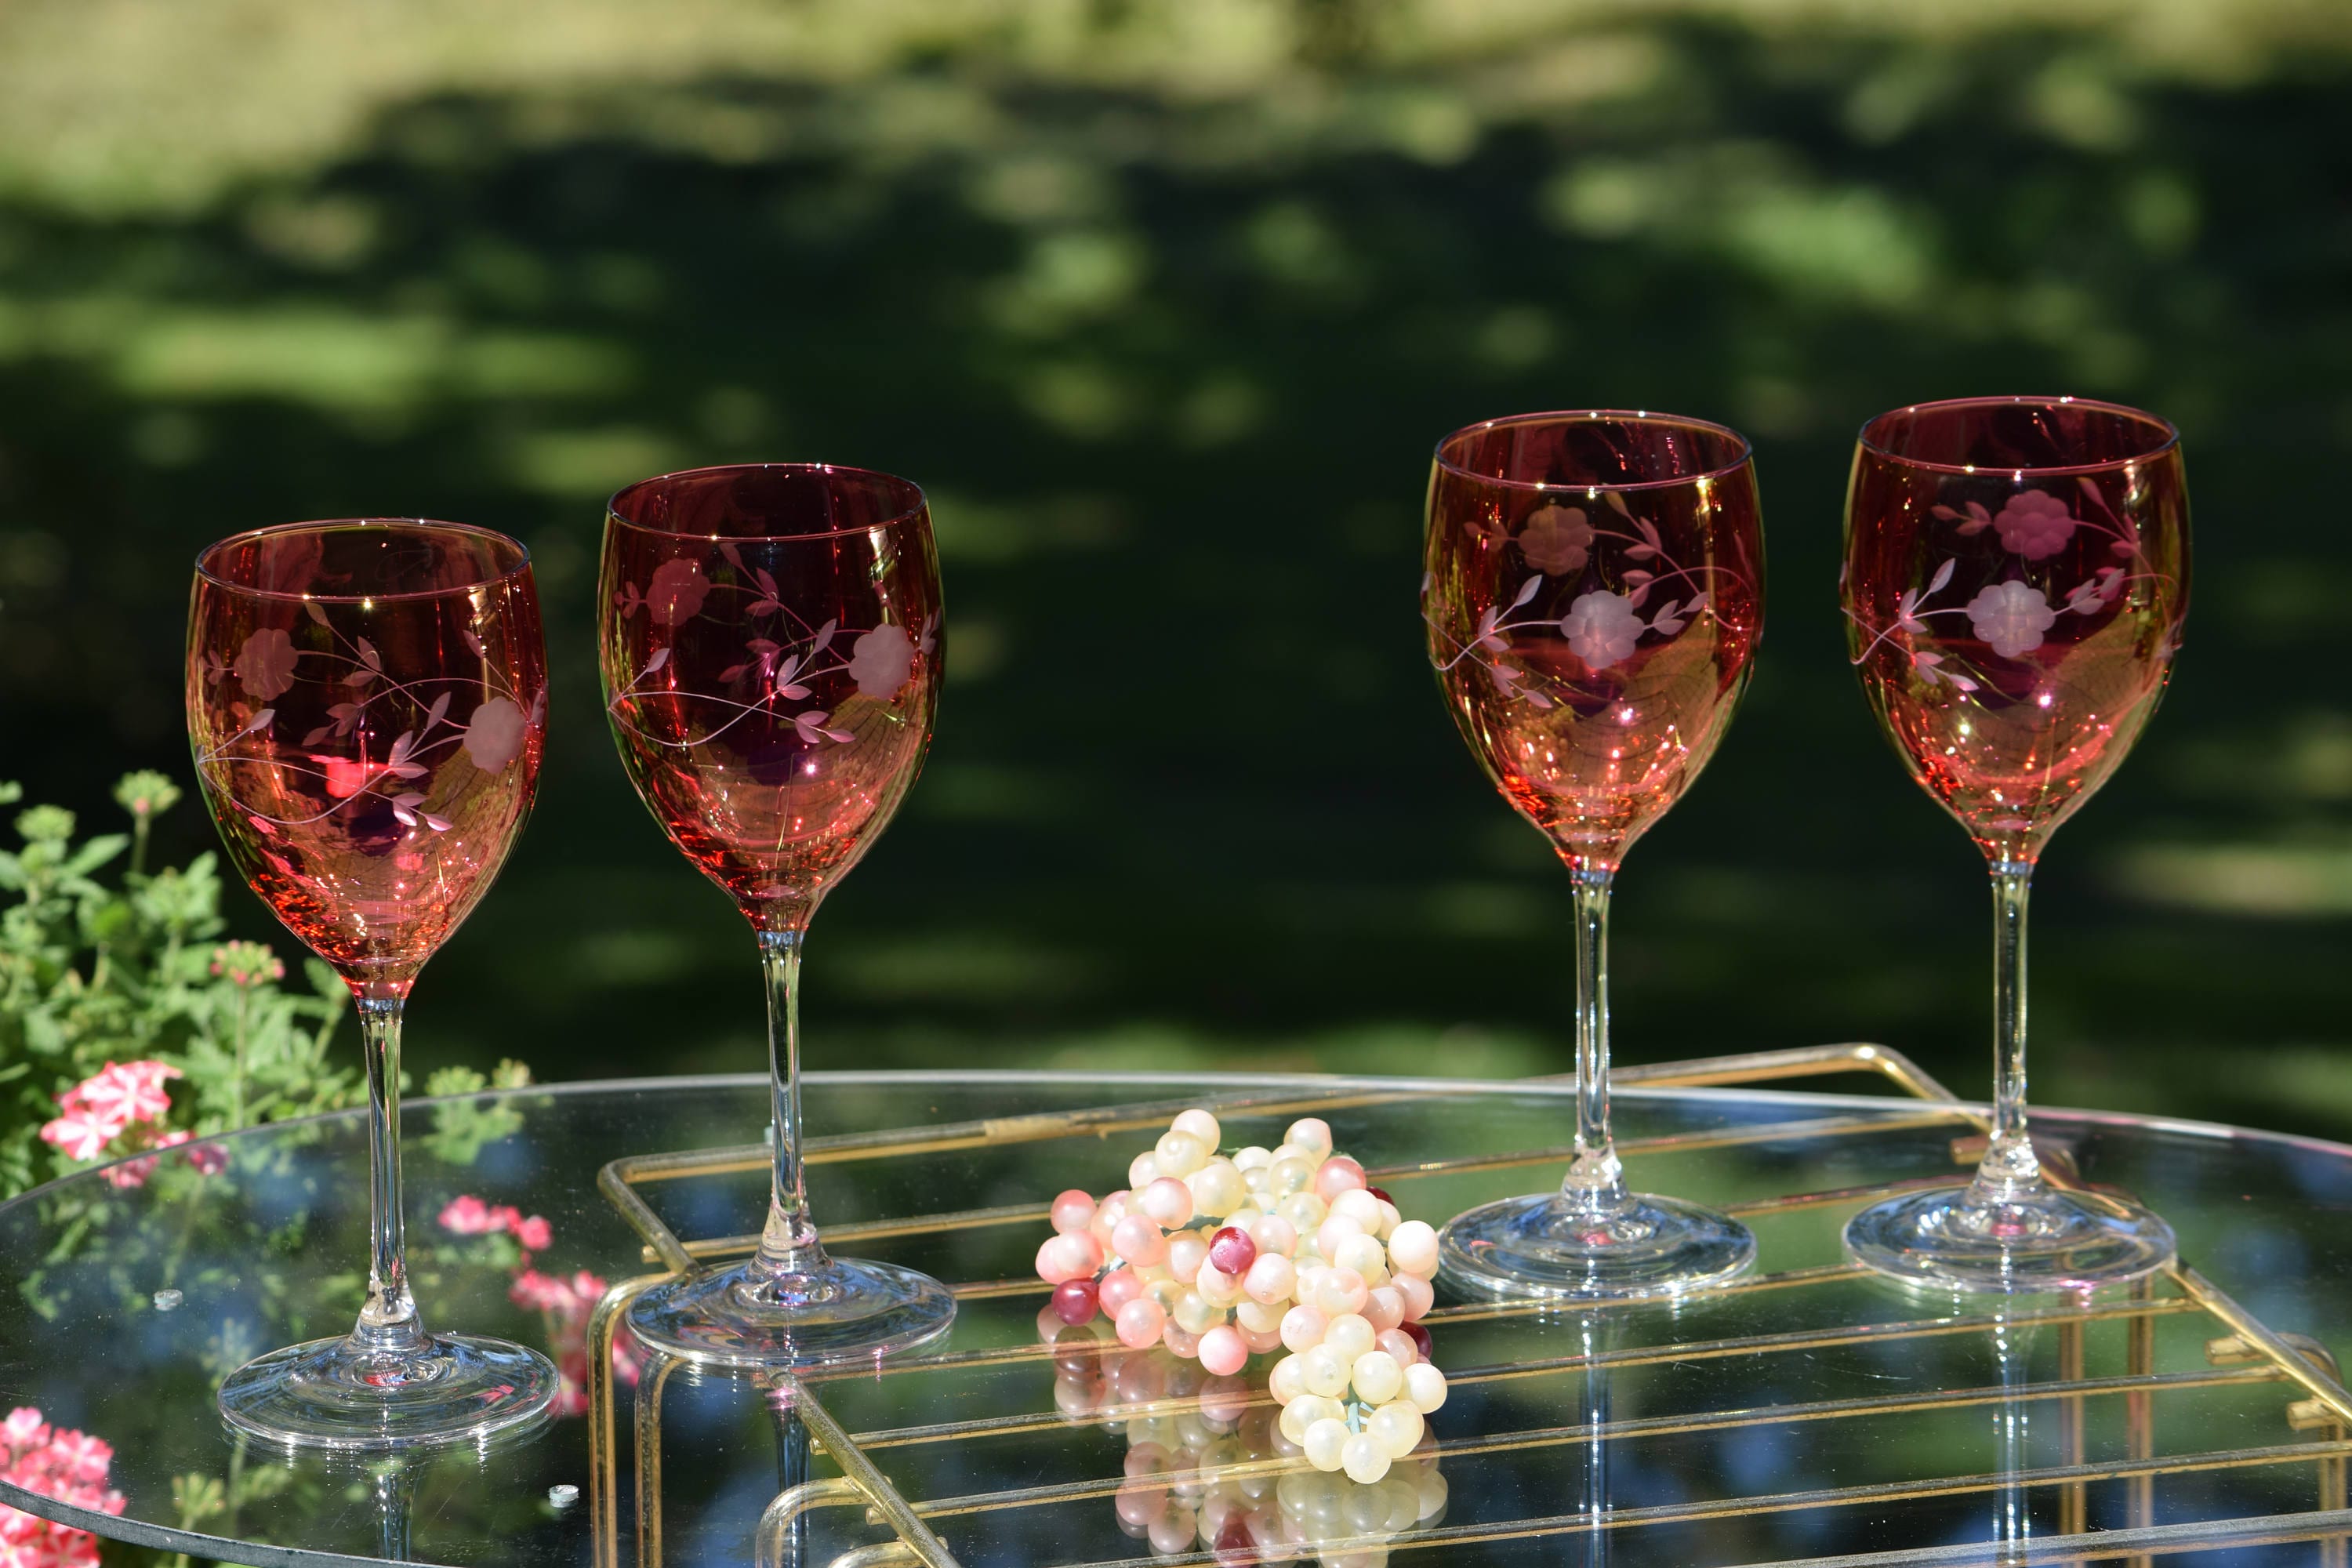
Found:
[1431,408,1754,493]
[193,518,533,604]
[1856,394,2181,476]
[606,461,927,540]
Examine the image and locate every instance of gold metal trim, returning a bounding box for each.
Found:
[576,1042,2352,1568]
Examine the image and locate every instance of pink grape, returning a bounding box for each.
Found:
[1313,1156,1368,1203]
[1243,1254,1296,1305]
[1162,1322,1201,1359]
[1207,1225,1258,1276]
[1198,1324,1249,1377]
[1112,1214,1169,1267]
[1377,1327,1420,1367]
[1166,1232,1208,1284]
[1036,1236,1091,1285]
[1053,1277,1101,1325]
[1141,1177,1196,1229]
[1114,1482,1167,1528]
[1315,1267,1369,1317]
[1240,1323,1285,1356]
[1052,1189,1098,1235]
[1098,1266,1144,1316]
[1363,1286,1405,1332]
[1395,1273,1435,1323]
[1051,1231,1103,1279]
[1248,1214,1298,1258]
[1116,1298,1167,1348]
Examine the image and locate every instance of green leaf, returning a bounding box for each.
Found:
[60,833,129,877]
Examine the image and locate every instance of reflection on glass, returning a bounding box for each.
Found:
[1051,1338,1446,1563]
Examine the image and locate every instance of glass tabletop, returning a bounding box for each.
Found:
[2,1060,2350,1566]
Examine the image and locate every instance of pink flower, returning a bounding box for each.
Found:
[848,624,915,699]
[1992,490,2076,559]
[1965,580,2057,659]
[43,1436,107,1487]
[38,1106,122,1163]
[184,1141,229,1176]
[1,1412,48,1455]
[79,1062,180,1125]
[233,627,300,701]
[0,1410,121,1565]
[644,558,711,629]
[1559,590,1646,670]
[463,696,528,772]
[100,1154,158,1190]
[512,1215,553,1253]
[509,1269,578,1315]
[439,1195,496,1235]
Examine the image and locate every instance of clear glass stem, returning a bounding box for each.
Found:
[354,997,426,1356]
[754,929,830,1282]
[1562,867,1629,1218]
[1969,861,2045,1206]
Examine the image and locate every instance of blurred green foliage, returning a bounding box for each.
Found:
[0,0,2347,1137]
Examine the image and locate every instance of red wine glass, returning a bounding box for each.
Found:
[1423,411,1765,1299]
[1841,395,2188,1290]
[599,463,953,1366]
[187,520,555,1446]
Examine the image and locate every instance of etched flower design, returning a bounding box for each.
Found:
[1517,504,1593,576]
[464,696,528,771]
[1560,590,1646,670]
[1992,491,2076,560]
[848,624,914,699]
[233,627,299,701]
[644,558,711,628]
[1965,580,2056,659]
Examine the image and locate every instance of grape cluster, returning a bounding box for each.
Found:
[1034,1109,1450,1483]
[1051,1340,1447,1566]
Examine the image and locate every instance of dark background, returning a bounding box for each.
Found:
[2,0,2347,1133]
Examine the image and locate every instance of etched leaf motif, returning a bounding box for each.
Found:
[1927,558,1956,595]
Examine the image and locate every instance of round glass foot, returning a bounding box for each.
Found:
[1843,1183,2176,1293]
[217,1332,556,1450]
[627,1254,955,1369]
[1438,1191,1757,1301]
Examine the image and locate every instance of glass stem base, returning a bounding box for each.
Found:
[1843,1180,2176,1294]
[626,1253,955,1369]
[216,1330,555,1450]
[1437,1189,1756,1301]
